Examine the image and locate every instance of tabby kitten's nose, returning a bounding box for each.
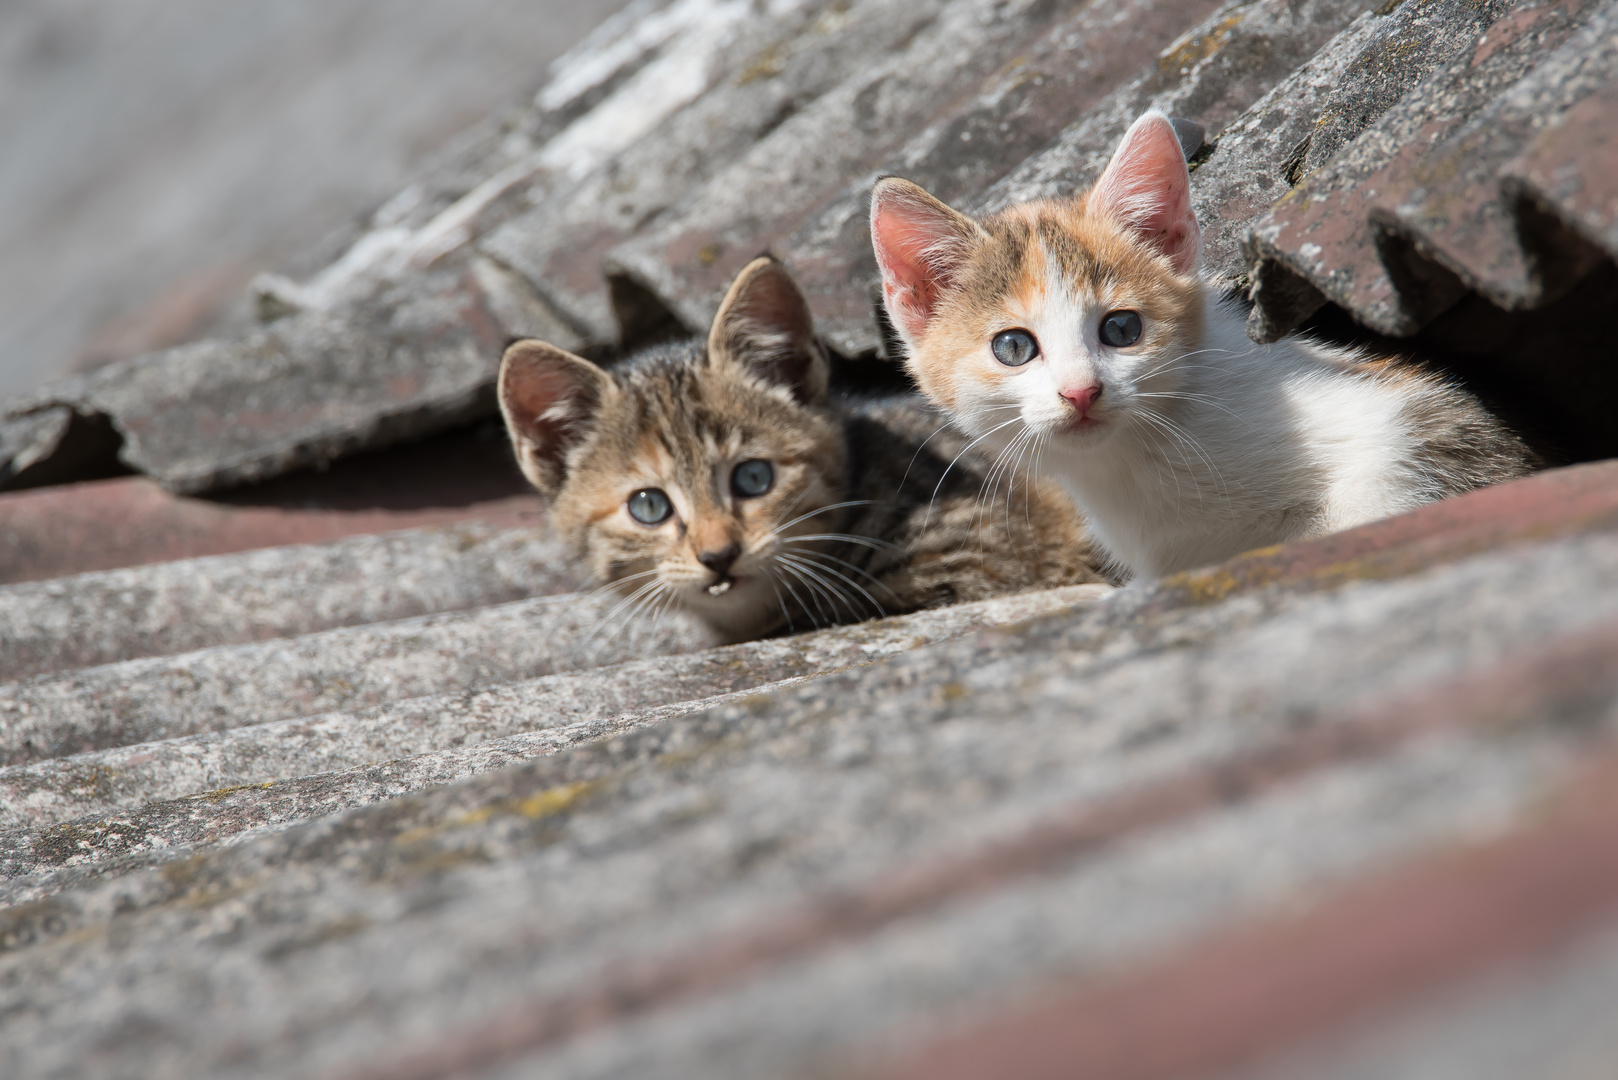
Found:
[698,543,741,577]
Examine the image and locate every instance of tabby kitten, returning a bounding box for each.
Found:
[498,256,1106,643]
[870,109,1536,579]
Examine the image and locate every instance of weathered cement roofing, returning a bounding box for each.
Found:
[3,1,1618,1076]
[2,462,1617,1078]
[0,521,573,681]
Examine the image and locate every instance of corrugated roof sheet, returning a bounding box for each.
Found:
[2,0,1613,494]
[2,0,1617,1075]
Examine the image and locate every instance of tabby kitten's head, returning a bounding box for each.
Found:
[868,110,1204,450]
[498,257,846,642]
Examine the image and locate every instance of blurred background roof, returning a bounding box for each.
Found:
[0,0,631,400]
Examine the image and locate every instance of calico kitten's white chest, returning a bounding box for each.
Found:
[1038,341,1426,579]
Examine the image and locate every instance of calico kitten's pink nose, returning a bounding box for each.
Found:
[698,543,741,577]
[1060,382,1103,417]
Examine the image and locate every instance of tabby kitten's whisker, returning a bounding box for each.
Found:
[772,499,877,535]
[776,558,837,626]
[779,549,893,613]
[780,532,901,552]
[788,545,901,601]
[778,553,879,621]
[575,576,666,661]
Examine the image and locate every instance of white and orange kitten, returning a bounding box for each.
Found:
[870,110,1535,579]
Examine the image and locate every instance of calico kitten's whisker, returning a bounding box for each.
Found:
[1006,425,1041,537]
[1148,409,1235,496]
[973,424,1035,542]
[1131,347,1239,384]
[898,421,960,492]
[999,426,1040,541]
[1136,389,1260,432]
[1027,430,1052,528]
[969,429,1018,539]
[927,415,1025,529]
[897,403,1019,492]
[1131,410,1202,511]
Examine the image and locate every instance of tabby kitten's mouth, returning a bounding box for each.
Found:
[705,574,750,597]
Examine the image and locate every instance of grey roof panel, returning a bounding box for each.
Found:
[0,593,713,770]
[0,522,572,682]
[0,585,1107,880]
[1244,0,1615,338]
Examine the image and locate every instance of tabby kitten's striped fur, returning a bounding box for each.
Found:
[498,257,1106,643]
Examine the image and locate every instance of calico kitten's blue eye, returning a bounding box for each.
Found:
[731,459,774,497]
[991,329,1040,367]
[627,488,672,525]
[1099,310,1143,347]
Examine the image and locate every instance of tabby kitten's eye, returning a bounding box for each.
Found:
[627,488,673,525]
[1099,310,1143,347]
[991,329,1040,367]
[731,459,774,497]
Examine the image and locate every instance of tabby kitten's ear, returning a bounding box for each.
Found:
[498,339,613,495]
[708,256,829,406]
[869,178,984,343]
[1088,109,1201,274]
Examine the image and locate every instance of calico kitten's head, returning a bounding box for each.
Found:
[498,257,845,642]
[870,110,1204,450]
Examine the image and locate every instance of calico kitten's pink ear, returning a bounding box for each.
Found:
[1089,110,1201,273]
[708,256,829,406]
[869,178,982,343]
[498,339,613,495]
